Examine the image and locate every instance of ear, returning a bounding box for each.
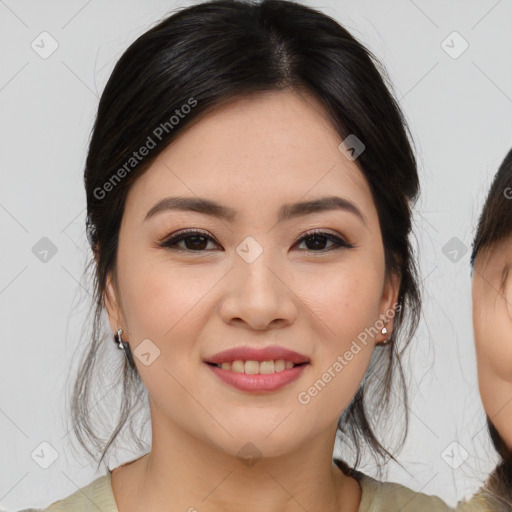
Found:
[376,271,401,343]
[104,271,124,335]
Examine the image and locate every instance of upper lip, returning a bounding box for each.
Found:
[204,345,310,365]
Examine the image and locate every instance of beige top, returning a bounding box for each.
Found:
[39,469,454,512]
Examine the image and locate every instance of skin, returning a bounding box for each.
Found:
[473,236,512,450]
[104,89,400,512]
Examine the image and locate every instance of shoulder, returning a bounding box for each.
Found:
[333,458,452,511]
[456,486,511,512]
[42,472,117,512]
[357,473,453,511]
[456,490,492,512]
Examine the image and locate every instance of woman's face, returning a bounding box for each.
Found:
[473,236,512,449]
[105,89,399,458]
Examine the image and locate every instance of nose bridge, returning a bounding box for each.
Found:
[234,236,280,297]
[220,235,296,328]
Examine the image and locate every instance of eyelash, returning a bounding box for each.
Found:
[158,228,354,253]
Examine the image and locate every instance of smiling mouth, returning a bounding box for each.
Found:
[205,360,309,374]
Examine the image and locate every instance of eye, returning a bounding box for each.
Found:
[159,228,353,253]
[159,229,220,252]
[294,229,353,252]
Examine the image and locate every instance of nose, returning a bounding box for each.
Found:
[218,254,298,331]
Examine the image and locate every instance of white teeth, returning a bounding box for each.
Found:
[216,359,299,373]
[231,360,245,373]
[274,360,285,372]
[245,360,260,374]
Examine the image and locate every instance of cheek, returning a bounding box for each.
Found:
[474,298,512,449]
[480,377,512,451]
[474,300,512,383]
[297,260,383,404]
[302,257,385,341]
[116,248,218,363]
[116,258,218,411]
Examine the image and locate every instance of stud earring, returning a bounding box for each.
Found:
[114,328,125,350]
[379,326,390,345]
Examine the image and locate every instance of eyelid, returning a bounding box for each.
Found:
[294,228,352,247]
[159,228,217,247]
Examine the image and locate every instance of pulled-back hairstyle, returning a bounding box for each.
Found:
[470,148,512,508]
[68,0,421,475]
[471,148,512,266]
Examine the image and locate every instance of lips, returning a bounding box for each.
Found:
[204,345,310,365]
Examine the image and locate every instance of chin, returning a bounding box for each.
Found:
[205,430,306,461]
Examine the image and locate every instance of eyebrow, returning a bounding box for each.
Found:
[144,195,367,226]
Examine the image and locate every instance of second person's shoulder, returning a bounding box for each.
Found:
[357,473,453,511]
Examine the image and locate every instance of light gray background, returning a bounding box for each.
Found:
[1,0,511,509]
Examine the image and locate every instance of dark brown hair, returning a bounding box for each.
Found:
[471,148,512,266]
[68,0,421,475]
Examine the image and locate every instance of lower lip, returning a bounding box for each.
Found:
[205,362,309,392]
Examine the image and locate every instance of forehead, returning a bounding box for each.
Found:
[125,89,376,225]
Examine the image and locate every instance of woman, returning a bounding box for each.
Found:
[31,1,452,510]
[457,148,512,510]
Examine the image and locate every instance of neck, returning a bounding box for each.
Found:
[111,413,361,512]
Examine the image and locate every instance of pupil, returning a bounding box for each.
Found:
[186,235,207,250]
[307,234,326,250]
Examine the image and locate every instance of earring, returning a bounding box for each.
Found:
[114,328,125,350]
[380,326,390,345]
